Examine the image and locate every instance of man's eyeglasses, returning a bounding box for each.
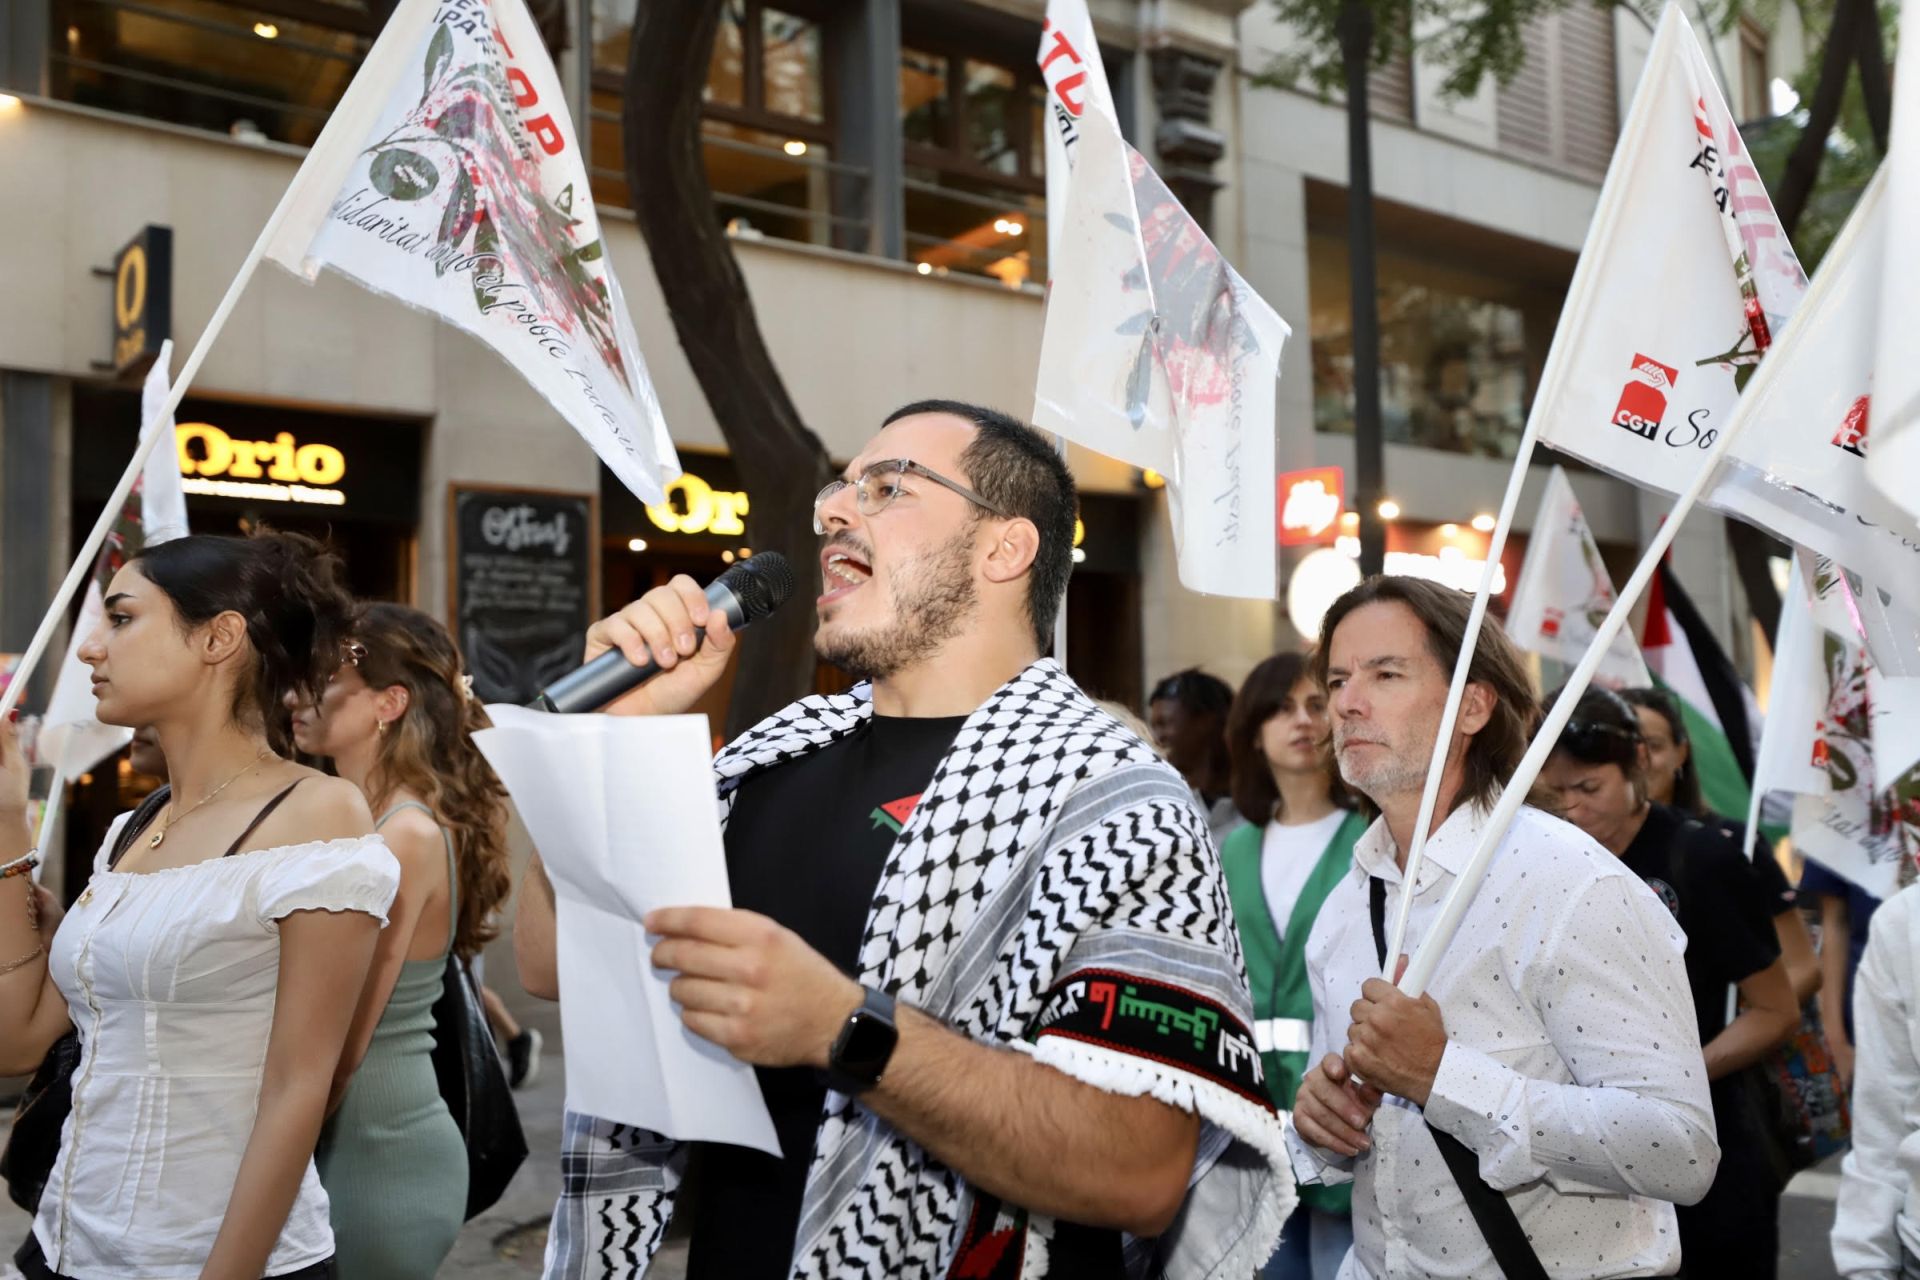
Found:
[813,459,1009,535]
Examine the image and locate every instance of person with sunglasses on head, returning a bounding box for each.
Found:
[1217,653,1364,1280]
[1541,685,1801,1278]
[286,603,515,1279]
[0,530,399,1280]
[515,401,1291,1280]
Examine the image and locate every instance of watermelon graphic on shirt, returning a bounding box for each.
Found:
[871,793,923,834]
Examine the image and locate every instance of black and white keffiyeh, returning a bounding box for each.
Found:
[543,658,1294,1279]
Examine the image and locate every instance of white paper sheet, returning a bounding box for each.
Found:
[474,705,778,1154]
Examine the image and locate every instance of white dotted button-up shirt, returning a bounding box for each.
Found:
[1284,801,1719,1278]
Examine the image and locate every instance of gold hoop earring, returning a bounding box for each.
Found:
[376,719,389,736]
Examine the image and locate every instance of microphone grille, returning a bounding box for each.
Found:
[726,552,796,622]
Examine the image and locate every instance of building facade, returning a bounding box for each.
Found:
[0,0,1792,780]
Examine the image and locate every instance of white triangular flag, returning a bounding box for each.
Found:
[1531,8,1829,545]
[1505,467,1650,687]
[1032,111,1288,598]
[1709,174,1920,603]
[262,0,679,504]
[140,339,189,546]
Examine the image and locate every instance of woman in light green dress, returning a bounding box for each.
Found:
[290,603,515,1278]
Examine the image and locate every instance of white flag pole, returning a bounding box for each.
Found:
[1399,394,1765,997]
[1378,12,1670,969]
[0,187,304,722]
[34,771,67,875]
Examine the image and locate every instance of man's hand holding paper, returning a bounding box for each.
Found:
[474,704,778,1155]
[647,906,864,1069]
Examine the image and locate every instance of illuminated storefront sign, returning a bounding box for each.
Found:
[646,471,750,536]
[1277,466,1344,546]
[110,226,172,379]
[175,422,347,506]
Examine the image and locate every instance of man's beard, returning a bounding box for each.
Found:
[816,531,977,680]
[1334,717,1436,804]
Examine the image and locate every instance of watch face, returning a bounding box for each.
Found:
[836,1009,898,1081]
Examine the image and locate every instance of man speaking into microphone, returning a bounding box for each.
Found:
[516,402,1290,1279]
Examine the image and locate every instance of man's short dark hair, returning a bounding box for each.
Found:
[883,399,1076,650]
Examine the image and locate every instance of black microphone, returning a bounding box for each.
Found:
[526,552,796,713]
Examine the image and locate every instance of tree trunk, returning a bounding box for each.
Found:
[1772,0,1864,235]
[1338,0,1387,578]
[622,0,836,738]
[1855,0,1892,155]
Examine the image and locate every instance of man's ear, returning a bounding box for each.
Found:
[983,517,1040,586]
[1456,681,1496,738]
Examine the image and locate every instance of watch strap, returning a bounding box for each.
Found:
[824,985,898,1096]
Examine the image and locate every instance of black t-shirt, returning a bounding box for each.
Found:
[1619,804,1782,1047]
[683,713,965,1280]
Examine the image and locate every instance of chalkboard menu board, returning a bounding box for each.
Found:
[449,486,599,705]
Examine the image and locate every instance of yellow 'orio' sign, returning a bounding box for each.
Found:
[176,422,347,485]
[646,472,749,536]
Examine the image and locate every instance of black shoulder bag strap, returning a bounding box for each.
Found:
[1370,876,1550,1280]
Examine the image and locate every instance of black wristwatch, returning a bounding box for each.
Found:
[823,986,898,1095]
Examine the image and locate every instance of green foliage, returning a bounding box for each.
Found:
[1256,0,1681,99]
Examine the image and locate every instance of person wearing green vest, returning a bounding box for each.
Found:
[1219,651,1365,1280]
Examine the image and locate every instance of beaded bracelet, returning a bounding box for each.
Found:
[0,850,39,881]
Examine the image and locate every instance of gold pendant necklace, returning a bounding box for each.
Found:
[148,748,274,849]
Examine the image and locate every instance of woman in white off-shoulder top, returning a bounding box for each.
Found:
[0,530,400,1280]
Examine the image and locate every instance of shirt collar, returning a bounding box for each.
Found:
[1351,800,1491,890]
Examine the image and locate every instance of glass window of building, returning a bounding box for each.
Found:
[1307,227,1566,460]
[899,28,1046,289]
[49,0,373,147]
[590,0,855,251]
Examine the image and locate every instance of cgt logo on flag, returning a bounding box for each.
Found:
[1614,354,1680,440]
[1833,395,1870,457]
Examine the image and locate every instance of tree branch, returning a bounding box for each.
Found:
[1773,0,1864,237]
[1854,0,1891,154]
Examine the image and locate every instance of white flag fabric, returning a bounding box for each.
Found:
[1870,0,1920,520]
[1790,556,1920,898]
[1032,110,1288,598]
[140,340,190,546]
[1752,556,1828,803]
[1505,466,1650,686]
[38,349,188,778]
[37,581,130,779]
[263,0,679,504]
[1711,174,1920,602]
[1038,0,1117,268]
[1531,8,1819,540]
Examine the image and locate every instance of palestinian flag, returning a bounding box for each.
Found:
[1641,560,1756,821]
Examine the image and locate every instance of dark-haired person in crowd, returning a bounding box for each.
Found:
[1620,687,1820,1000]
[1288,576,1716,1279]
[517,402,1290,1278]
[1218,652,1365,1280]
[1542,685,1801,1278]
[288,603,516,1277]
[1148,667,1244,848]
[0,531,399,1280]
